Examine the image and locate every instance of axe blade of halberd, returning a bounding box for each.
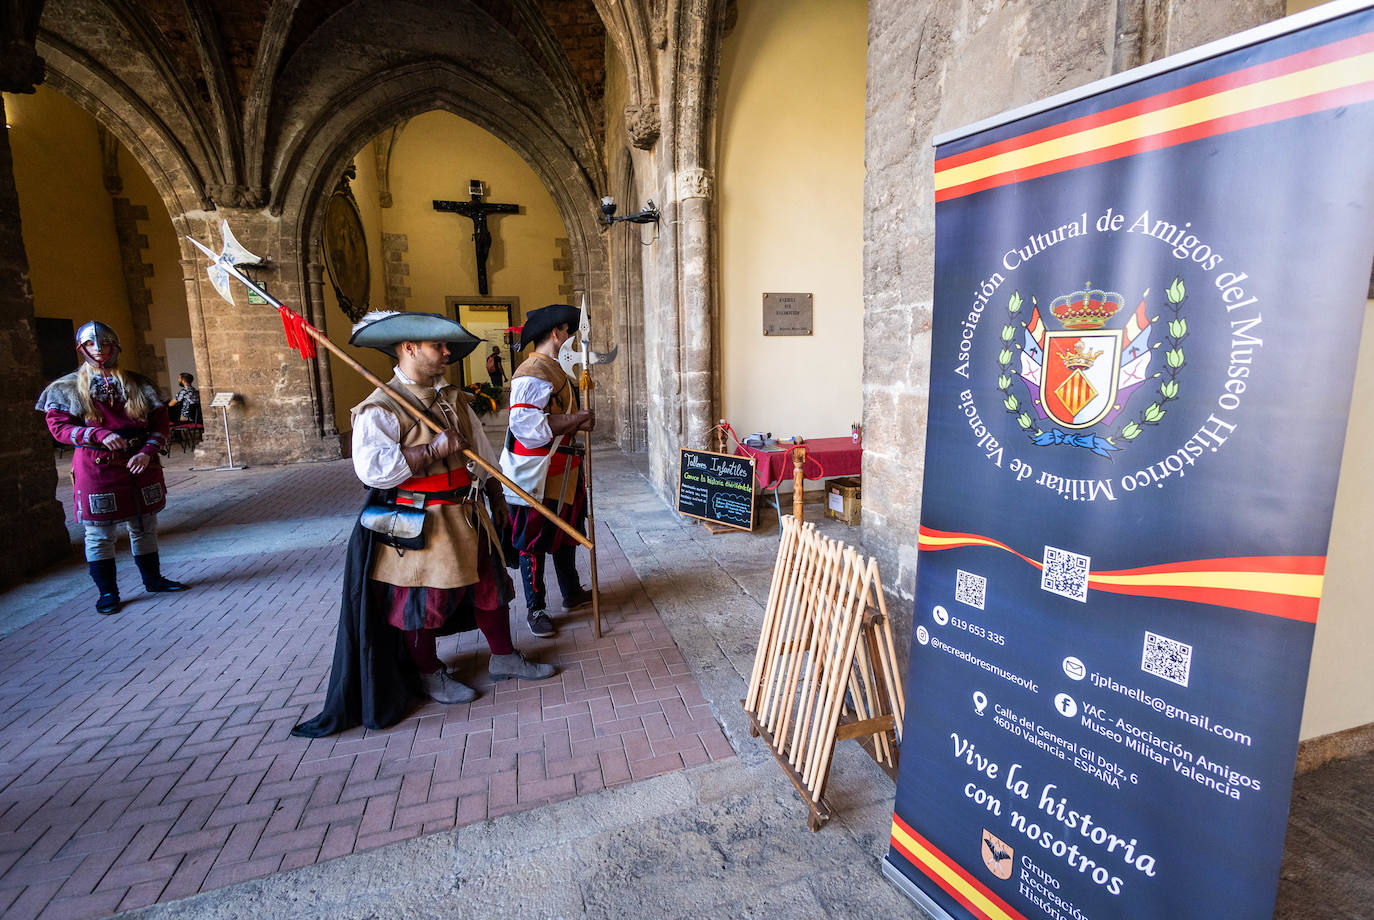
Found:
[589,344,618,365]
[557,296,618,375]
[557,343,618,375]
[187,220,268,307]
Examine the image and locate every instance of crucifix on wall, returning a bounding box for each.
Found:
[434,180,520,296]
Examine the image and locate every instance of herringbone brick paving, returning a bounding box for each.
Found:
[0,460,731,920]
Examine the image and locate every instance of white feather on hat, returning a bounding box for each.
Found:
[351,310,399,337]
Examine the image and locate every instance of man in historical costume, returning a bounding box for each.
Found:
[36,321,187,614]
[500,304,594,639]
[293,311,554,738]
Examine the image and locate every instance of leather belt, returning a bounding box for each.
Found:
[396,488,474,507]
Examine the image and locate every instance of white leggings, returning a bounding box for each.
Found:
[84,514,159,561]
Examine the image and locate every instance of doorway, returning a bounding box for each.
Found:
[445,295,519,389]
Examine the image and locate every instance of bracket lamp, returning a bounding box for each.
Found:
[599,196,660,225]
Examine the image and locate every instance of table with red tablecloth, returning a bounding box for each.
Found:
[734,436,863,528]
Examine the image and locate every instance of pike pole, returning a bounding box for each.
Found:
[186,221,591,551]
[577,296,602,638]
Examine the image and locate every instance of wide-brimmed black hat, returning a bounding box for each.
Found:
[518,303,580,351]
[348,311,480,363]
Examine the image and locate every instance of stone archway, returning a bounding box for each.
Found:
[0,0,735,583]
[276,67,612,443]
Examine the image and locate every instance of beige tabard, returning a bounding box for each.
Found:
[509,353,581,504]
[352,377,496,590]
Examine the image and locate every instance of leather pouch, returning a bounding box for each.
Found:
[360,492,426,551]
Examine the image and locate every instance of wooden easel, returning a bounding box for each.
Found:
[742,515,905,830]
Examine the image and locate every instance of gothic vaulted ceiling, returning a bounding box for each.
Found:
[27,0,609,215]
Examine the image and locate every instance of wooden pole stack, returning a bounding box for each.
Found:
[742,514,905,831]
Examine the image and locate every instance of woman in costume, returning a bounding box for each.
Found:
[36,321,187,613]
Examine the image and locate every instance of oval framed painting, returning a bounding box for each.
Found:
[323,181,370,322]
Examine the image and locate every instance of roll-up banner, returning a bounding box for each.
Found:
[884,3,1374,919]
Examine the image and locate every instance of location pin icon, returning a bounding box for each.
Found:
[973,691,988,715]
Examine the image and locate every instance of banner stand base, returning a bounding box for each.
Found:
[881,857,957,920]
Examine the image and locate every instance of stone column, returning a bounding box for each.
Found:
[0,95,74,586]
[675,166,714,452]
[637,0,726,496]
[304,259,337,438]
[182,212,342,466]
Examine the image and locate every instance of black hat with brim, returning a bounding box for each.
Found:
[348,312,480,363]
[518,303,580,351]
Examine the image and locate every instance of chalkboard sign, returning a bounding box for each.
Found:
[678,448,756,531]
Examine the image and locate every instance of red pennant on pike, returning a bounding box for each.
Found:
[277,305,318,359]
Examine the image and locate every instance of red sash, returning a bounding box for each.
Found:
[395,469,472,506]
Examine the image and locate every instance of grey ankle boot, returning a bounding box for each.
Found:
[489,652,556,682]
[420,670,477,704]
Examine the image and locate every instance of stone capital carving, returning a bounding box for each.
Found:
[0,42,45,94]
[676,167,712,201]
[624,103,660,150]
[207,184,270,210]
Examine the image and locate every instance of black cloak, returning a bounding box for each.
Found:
[292,492,417,737]
[292,489,506,737]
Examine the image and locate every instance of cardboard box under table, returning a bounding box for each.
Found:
[825,476,862,524]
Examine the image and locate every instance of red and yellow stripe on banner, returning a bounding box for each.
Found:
[935,30,1374,201]
[919,526,1325,622]
[890,814,1028,920]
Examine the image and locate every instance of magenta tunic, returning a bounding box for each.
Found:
[38,372,170,525]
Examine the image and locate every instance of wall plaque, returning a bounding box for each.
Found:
[762,292,813,336]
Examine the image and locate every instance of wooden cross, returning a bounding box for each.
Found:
[433,181,519,295]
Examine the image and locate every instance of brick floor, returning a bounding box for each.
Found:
[0,462,732,920]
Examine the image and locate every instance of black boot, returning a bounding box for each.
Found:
[134,553,188,593]
[88,559,121,614]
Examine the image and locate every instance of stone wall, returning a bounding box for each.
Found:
[861,0,1284,669]
[382,233,411,310]
[180,213,342,469]
[110,198,162,382]
[0,96,76,587]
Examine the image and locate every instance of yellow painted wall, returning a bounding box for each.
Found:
[326,110,569,434]
[391,110,567,332]
[6,87,134,373]
[116,143,191,390]
[6,85,190,390]
[718,0,867,444]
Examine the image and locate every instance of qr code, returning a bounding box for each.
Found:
[955,570,985,609]
[1141,631,1192,687]
[1041,545,1090,603]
